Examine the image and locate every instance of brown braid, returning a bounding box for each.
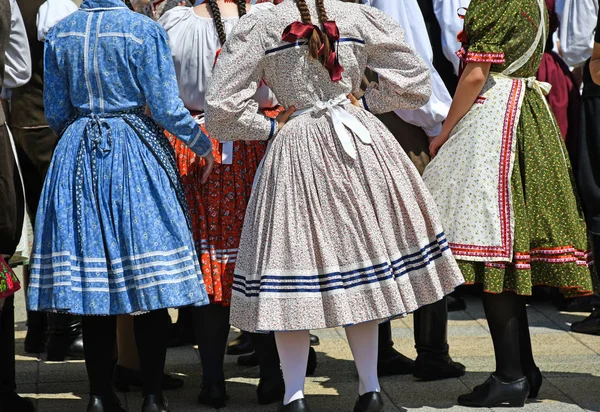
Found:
[315,0,331,61]
[208,0,248,46]
[207,0,228,45]
[296,0,322,59]
[237,0,247,17]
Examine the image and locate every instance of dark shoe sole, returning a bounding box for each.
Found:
[458,397,526,408]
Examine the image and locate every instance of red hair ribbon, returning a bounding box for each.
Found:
[282,20,344,82]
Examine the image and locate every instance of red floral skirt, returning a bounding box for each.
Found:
[167,108,280,305]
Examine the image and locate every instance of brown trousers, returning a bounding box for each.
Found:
[374,111,431,174]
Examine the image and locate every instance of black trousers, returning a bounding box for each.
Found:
[0,124,24,257]
[0,296,16,395]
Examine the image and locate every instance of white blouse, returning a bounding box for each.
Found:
[556,0,599,68]
[37,0,79,42]
[363,0,451,137]
[158,2,276,112]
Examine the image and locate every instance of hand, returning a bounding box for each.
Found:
[347,93,361,107]
[276,106,296,131]
[428,132,450,159]
[200,152,215,184]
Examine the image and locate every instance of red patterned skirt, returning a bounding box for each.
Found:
[167,108,280,306]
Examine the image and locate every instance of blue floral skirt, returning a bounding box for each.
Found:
[27,111,209,315]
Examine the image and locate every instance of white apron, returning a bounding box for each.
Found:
[422,0,559,263]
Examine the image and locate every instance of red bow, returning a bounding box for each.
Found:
[281,20,344,82]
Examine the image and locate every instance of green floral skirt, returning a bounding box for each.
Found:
[458,91,598,297]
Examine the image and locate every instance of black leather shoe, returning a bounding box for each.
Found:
[457,375,529,407]
[237,351,259,367]
[257,375,285,405]
[277,398,311,412]
[24,311,47,354]
[377,346,414,376]
[310,334,320,346]
[414,353,465,381]
[447,295,467,312]
[571,310,600,335]
[113,365,184,392]
[307,347,317,376]
[227,331,254,355]
[353,392,384,412]
[525,367,542,399]
[197,381,227,409]
[142,394,171,412]
[86,394,126,412]
[46,335,84,361]
[0,391,36,412]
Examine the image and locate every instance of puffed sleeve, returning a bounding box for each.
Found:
[43,28,74,135]
[456,0,512,65]
[360,5,432,115]
[135,24,212,157]
[204,13,276,142]
[157,5,190,31]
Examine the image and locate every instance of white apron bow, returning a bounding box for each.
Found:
[292,94,371,159]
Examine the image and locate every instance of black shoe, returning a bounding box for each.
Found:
[113,365,184,392]
[557,296,594,313]
[227,331,254,355]
[377,347,414,377]
[307,347,317,376]
[457,375,529,407]
[0,391,35,412]
[24,311,48,354]
[525,367,542,399]
[310,334,320,346]
[413,353,465,381]
[24,334,46,354]
[197,381,227,409]
[46,335,84,361]
[277,398,311,412]
[142,394,171,412]
[257,375,285,405]
[353,392,384,412]
[571,310,600,335]
[447,295,467,312]
[86,394,126,412]
[237,351,259,367]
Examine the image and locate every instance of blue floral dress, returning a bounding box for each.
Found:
[27,0,213,315]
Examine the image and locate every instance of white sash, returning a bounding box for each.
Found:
[291,94,371,159]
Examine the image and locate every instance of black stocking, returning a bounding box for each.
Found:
[517,301,537,375]
[82,315,117,396]
[192,304,231,385]
[133,309,169,396]
[481,292,524,381]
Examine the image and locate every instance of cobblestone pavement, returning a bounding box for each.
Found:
[12,289,600,412]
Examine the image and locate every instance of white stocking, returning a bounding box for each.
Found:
[345,320,381,396]
[275,330,310,405]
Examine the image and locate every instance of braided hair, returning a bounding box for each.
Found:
[207,0,248,46]
[296,0,331,65]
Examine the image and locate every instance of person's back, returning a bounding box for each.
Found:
[47,2,164,117]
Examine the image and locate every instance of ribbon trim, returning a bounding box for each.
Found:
[282,20,344,82]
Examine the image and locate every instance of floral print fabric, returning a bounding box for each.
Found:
[443,0,597,296]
